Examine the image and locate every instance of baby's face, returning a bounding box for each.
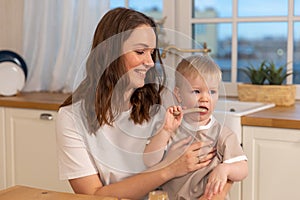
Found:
[178,74,219,126]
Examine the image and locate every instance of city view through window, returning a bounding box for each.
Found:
[110,0,300,85]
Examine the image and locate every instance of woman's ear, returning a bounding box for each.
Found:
[173,86,182,104]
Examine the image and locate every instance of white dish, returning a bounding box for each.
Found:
[0,62,25,96]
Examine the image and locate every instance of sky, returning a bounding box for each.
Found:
[110,0,300,40]
[110,0,299,16]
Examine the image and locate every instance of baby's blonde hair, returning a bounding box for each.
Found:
[175,55,222,87]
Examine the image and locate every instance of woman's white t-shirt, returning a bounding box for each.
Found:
[56,101,165,185]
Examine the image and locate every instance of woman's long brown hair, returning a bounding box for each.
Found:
[61,8,166,134]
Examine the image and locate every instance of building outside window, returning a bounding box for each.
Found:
[110,0,300,98]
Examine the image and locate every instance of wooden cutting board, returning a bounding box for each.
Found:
[0,185,118,200]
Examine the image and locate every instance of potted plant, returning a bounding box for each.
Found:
[238,60,295,106]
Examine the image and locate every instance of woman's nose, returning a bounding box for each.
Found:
[144,53,154,68]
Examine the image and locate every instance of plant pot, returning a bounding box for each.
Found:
[237,84,296,106]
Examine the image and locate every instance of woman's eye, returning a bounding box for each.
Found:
[135,50,145,55]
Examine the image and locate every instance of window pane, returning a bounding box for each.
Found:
[109,0,162,19]
[237,22,288,83]
[295,0,300,16]
[192,23,232,81]
[294,22,300,84]
[193,0,232,18]
[129,0,163,19]
[238,0,288,17]
[110,0,125,9]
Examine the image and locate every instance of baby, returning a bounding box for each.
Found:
[144,55,248,200]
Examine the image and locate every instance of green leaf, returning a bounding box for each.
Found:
[264,61,292,85]
[241,61,267,85]
[242,60,293,85]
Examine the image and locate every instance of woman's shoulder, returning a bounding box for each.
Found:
[57,101,86,129]
[58,101,82,116]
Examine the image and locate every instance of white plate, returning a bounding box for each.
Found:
[0,62,25,96]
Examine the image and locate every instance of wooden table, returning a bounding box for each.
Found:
[0,185,118,200]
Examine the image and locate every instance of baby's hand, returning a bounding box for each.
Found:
[204,163,228,199]
[163,106,183,133]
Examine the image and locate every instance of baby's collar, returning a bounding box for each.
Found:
[181,116,216,131]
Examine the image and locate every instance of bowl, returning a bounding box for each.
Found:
[0,61,25,96]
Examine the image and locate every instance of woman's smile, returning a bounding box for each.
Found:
[134,68,148,79]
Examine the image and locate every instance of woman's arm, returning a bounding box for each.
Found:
[70,140,215,200]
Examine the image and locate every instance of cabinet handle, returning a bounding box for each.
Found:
[40,113,54,120]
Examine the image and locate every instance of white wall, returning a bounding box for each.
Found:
[0,0,23,54]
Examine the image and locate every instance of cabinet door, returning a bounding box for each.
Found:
[0,107,5,189]
[5,108,72,192]
[229,181,241,200]
[242,126,300,200]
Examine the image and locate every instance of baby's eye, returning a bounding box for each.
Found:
[209,90,217,95]
[192,90,200,94]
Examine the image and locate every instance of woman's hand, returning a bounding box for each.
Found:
[164,138,216,178]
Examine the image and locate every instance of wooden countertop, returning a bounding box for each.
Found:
[0,92,299,129]
[0,92,69,111]
[242,103,300,129]
[0,185,118,200]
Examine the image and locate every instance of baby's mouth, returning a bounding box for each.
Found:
[198,106,208,113]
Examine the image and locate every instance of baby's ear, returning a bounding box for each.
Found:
[173,87,182,104]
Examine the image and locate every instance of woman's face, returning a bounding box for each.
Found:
[122,24,156,89]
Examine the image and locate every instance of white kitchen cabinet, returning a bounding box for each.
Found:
[229,181,241,200]
[2,107,72,192]
[242,126,300,200]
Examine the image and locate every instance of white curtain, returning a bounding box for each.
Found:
[22,0,109,93]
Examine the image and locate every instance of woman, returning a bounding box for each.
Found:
[56,7,222,200]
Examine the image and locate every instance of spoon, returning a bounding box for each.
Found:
[173,107,207,116]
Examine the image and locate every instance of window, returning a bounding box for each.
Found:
[237,22,288,83]
[110,0,163,20]
[296,0,300,15]
[193,0,232,18]
[189,0,300,98]
[238,0,288,17]
[192,23,232,82]
[110,0,300,98]
[294,22,300,84]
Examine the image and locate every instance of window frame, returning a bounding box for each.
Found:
[174,0,300,99]
[113,0,300,99]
